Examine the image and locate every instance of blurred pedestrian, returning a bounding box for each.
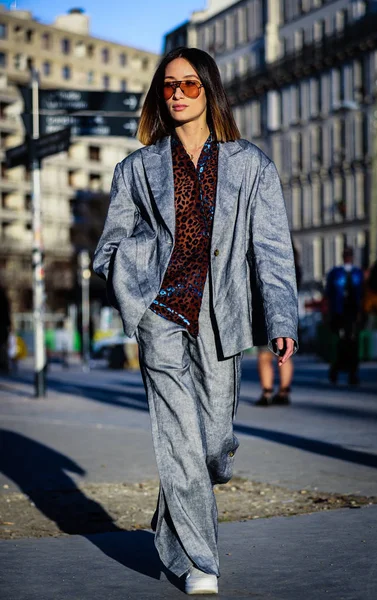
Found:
[124,334,139,370]
[256,243,302,406]
[55,320,70,368]
[326,247,364,385]
[94,47,298,595]
[7,327,18,373]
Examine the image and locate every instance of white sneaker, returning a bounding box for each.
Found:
[185,566,218,595]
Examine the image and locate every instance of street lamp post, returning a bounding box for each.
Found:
[78,250,91,372]
[30,68,46,397]
[370,102,377,265]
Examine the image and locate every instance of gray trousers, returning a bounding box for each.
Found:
[136,281,241,577]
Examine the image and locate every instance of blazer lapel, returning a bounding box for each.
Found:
[212,141,245,248]
[142,136,175,240]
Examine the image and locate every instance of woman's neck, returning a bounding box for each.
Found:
[174,122,210,153]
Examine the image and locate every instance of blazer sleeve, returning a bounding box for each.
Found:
[93,162,139,281]
[250,160,298,355]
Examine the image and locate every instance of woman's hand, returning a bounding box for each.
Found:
[275,337,295,367]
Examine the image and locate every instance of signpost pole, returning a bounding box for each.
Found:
[30,69,46,397]
[78,250,91,372]
[370,98,377,265]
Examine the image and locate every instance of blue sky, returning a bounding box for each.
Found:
[9,1,206,53]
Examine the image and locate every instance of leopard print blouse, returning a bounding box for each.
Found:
[149,133,218,336]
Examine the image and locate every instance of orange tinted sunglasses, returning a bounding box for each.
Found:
[163,80,204,100]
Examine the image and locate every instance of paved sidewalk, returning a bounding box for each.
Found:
[1,505,376,600]
[1,356,377,599]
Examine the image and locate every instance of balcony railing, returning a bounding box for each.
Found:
[225,13,377,103]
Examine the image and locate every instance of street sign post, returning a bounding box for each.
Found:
[21,88,142,113]
[22,114,139,137]
[6,128,71,168]
[78,250,91,373]
[30,69,46,398]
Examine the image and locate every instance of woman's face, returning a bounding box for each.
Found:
[163,58,207,126]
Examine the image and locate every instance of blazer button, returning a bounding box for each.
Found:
[214,249,220,257]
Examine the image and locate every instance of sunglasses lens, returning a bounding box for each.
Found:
[163,84,174,100]
[163,81,201,100]
[180,82,200,98]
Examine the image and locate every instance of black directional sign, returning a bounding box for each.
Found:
[6,128,71,168]
[34,127,71,160]
[5,141,29,168]
[21,87,142,113]
[22,114,139,137]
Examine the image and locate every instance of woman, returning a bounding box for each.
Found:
[94,47,298,596]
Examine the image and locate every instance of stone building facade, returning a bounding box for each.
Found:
[0,6,158,312]
[164,0,377,289]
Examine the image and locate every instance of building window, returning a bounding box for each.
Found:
[267,91,281,131]
[89,173,101,190]
[62,65,71,80]
[0,52,6,68]
[25,29,34,43]
[43,61,51,76]
[142,57,149,70]
[14,54,26,71]
[102,48,110,63]
[87,44,94,58]
[87,70,94,84]
[312,181,321,226]
[0,23,7,39]
[103,75,110,89]
[238,7,247,44]
[355,170,365,218]
[225,14,235,49]
[215,19,225,48]
[294,29,304,51]
[313,20,325,43]
[120,79,127,92]
[89,146,100,161]
[119,52,127,67]
[41,32,51,50]
[61,38,70,54]
[313,237,323,280]
[74,41,86,58]
[292,186,301,229]
[303,184,312,227]
[331,68,341,109]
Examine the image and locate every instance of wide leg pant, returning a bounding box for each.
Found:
[136,281,242,578]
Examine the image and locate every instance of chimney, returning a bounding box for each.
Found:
[53,8,90,35]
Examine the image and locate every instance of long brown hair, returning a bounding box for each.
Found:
[137,47,241,145]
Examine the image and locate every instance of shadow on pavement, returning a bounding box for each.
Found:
[3,367,377,470]
[0,430,164,583]
[234,423,377,469]
[240,394,377,421]
[4,370,150,413]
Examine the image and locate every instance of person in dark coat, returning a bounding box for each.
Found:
[326,246,364,384]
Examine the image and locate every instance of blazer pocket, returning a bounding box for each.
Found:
[106,247,120,311]
[112,236,140,305]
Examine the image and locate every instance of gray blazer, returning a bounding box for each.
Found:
[93,136,298,358]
